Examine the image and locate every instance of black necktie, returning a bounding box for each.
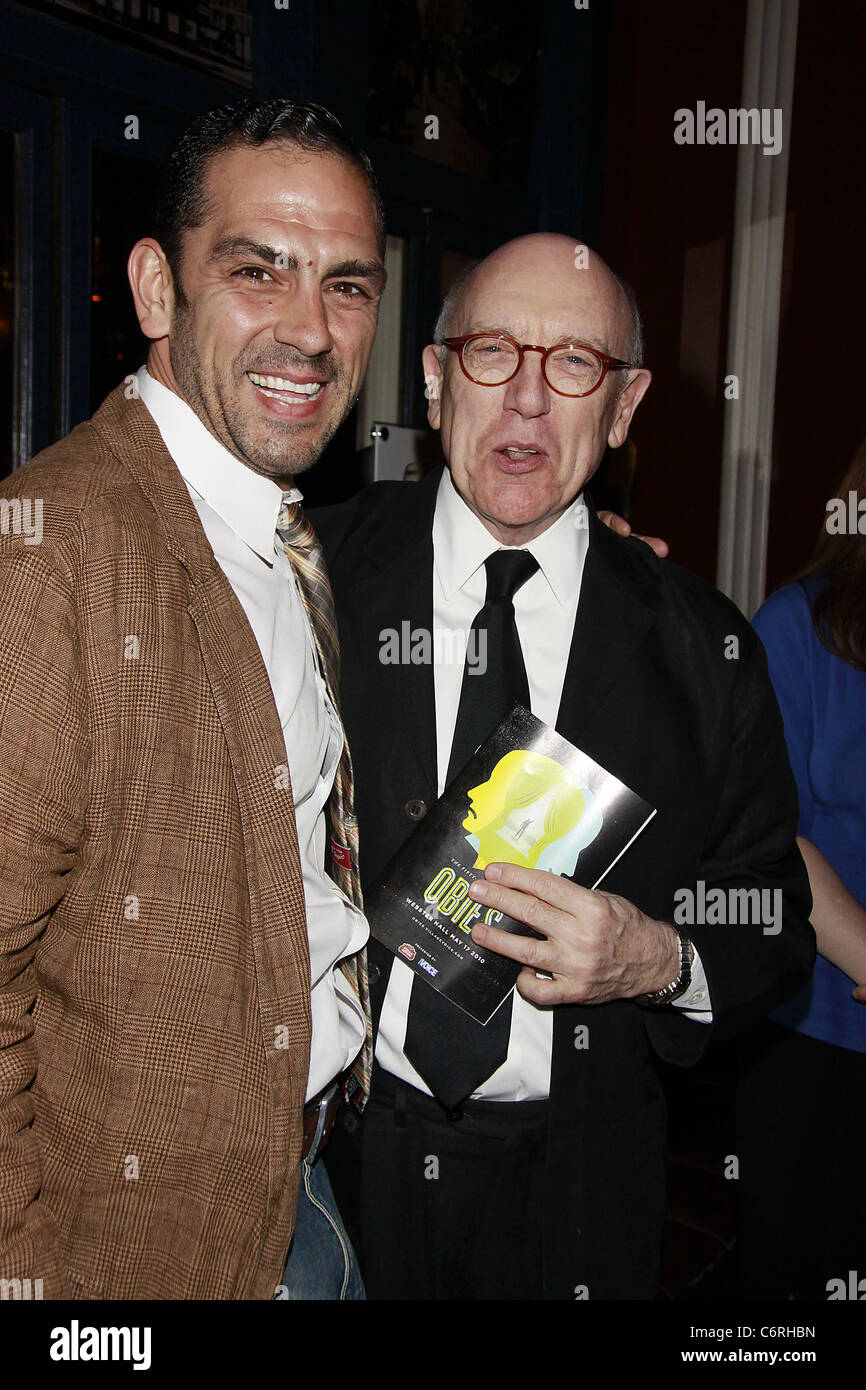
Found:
[403,548,539,1109]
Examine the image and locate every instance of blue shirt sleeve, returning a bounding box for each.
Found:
[751,584,815,840]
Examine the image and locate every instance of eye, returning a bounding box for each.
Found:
[328,281,370,300]
[233,265,274,283]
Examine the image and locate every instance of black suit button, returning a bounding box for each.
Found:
[342,1109,359,1135]
[404,798,428,822]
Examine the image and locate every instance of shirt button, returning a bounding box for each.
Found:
[368,964,381,986]
[690,991,705,1003]
[404,798,428,821]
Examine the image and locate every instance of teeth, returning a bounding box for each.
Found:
[248,372,324,397]
[503,447,539,455]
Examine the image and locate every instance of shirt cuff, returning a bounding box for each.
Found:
[671,945,713,1023]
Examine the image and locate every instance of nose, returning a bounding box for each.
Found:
[271,275,334,357]
[503,346,551,418]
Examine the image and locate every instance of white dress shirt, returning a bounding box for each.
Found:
[377,469,711,1102]
[136,367,367,1102]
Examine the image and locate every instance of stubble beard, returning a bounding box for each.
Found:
[168,302,354,482]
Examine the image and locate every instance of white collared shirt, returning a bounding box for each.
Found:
[136,367,367,1102]
[377,469,711,1102]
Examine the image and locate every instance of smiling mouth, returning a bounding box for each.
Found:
[247,371,327,402]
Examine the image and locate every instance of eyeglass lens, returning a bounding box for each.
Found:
[461,336,604,394]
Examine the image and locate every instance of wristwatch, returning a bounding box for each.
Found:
[635,928,695,1007]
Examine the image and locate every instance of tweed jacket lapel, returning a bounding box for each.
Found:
[89,386,313,1271]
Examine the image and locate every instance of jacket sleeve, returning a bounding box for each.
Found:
[0,543,89,1297]
[644,621,816,1065]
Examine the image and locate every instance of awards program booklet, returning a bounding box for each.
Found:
[366,706,657,1025]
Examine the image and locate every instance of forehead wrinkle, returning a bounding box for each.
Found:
[238,192,377,238]
[461,246,628,335]
[463,323,614,353]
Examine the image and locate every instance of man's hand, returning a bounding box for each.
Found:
[598,509,669,559]
[467,863,680,1006]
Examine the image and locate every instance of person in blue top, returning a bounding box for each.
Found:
[736,438,866,1300]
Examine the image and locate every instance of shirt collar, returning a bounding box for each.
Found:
[136,366,300,563]
[432,467,588,610]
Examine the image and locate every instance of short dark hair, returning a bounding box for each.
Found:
[152,99,386,295]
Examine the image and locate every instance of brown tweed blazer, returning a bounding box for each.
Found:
[0,382,314,1299]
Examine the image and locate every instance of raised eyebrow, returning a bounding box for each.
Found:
[207,236,297,269]
[325,259,387,294]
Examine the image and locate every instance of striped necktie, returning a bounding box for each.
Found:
[276,498,372,1111]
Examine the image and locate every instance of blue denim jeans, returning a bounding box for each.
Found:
[275,1157,365,1300]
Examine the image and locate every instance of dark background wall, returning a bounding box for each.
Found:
[600,0,748,582]
[768,0,866,593]
[602,0,866,592]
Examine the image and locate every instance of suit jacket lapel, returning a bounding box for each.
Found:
[90,384,217,583]
[348,469,440,801]
[555,502,658,747]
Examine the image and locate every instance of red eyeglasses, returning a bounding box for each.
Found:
[442,333,635,398]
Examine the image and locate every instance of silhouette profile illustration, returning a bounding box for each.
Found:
[462,749,603,873]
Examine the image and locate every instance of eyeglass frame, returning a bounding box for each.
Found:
[441,333,637,398]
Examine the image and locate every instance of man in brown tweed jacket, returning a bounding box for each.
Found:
[0,101,385,1299]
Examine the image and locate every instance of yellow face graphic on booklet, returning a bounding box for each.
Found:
[462,749,603,873]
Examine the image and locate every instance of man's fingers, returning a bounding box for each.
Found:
[470,919,554,972]
[635,533,669,559]
[597,509,631,537]
[598,510,670,559]
[472,862,596,913]
[515,968,570,1006]
[469,881,564,942]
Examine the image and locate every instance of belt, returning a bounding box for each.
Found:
[301,1082,341,1165]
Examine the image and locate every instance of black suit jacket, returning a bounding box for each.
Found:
[313,467,814,1298]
